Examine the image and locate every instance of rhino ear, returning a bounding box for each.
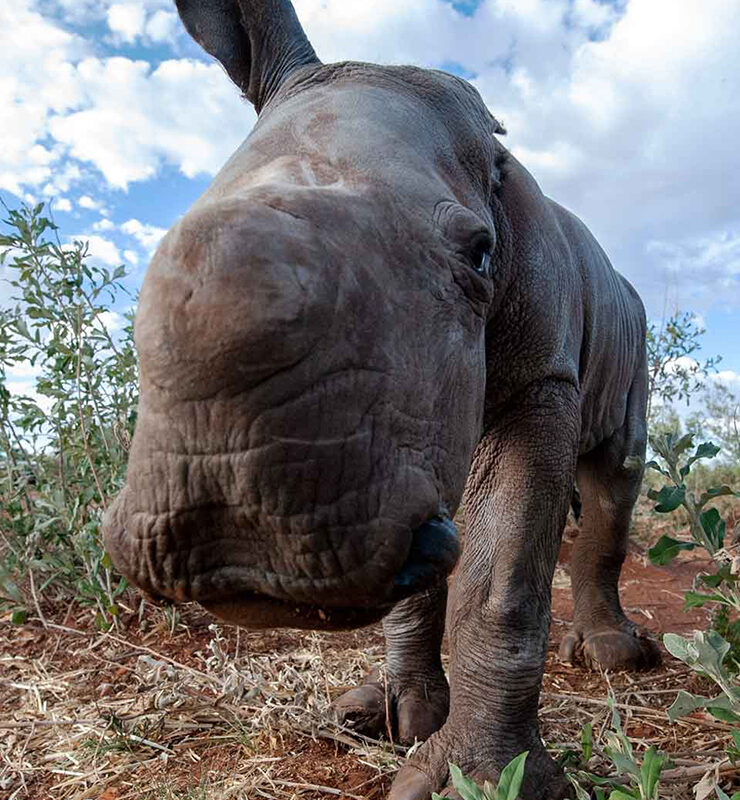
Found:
[175,0,320,112]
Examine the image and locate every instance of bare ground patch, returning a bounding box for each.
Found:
[2,532,739,800]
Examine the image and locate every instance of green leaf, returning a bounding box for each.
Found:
[448,763,484,800]
[700,508,727,551]
[95,613,112,632]
[640,747,665,800]
[707,706,740,722]
[647,484,686,513]
[716,786,730,800]
[698,486,739,508]
[604,747,640,778]
[666,690,709,722]
[665,631,733,690]
[566,774,591,800]
[495,752,528,800]
[11,609,28,625]
[683,591,727,609]
[673,433,696,457]
[648,535,696,566]
[581,722,593,762]
[663,633,694,664]
[608,790,640,800]
[645,459,670,478]
[700,569,732,588]
[694,441,721,461]
[681,442,721,478]
[0,572,23,604]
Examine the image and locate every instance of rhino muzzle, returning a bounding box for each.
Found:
[103,485,459,630]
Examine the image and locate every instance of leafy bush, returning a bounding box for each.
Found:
[646,312,720,422]
[688,382,740,465]
[0,201,137,629]
[644,431,740,765]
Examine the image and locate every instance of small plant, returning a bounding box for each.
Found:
[645,432,740,710]
[434,752,528,800]
[661,631,740,724]
[646,433,738,611]
[442,697,669,800]
[567,696,667,800]
[643,430,740,789]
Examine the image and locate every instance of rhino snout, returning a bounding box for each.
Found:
[134,198,332,402]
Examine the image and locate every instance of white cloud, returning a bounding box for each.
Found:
[713,370,740,391]
[99,309,125,332]
[48,56,250,189]
[144,9,179,42]
[92,218,115,232]
[123,248,139,266]
[75,234,122,267]
[78,194,102,210]
[0,1,246,196]
[6,361,40,380]
[471,0,740,312]
[107,2,146,43]
[0,0,86,195]
[121,217,166,254]
[54,197,72,212]
[50,0,171,26]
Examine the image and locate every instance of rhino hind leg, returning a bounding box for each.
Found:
[331,580,449,744]
[560,378,661,671]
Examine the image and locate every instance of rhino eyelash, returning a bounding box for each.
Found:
[467,232,494,277]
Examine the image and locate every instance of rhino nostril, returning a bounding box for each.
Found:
[393,515,459,598]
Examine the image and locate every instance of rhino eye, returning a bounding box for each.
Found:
[469,232,494,277]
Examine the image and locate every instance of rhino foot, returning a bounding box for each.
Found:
[331,673,449,745]
[559,624,661,671]
[387,729,570,800]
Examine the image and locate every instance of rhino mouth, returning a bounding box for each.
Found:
[104,487,459,631]
[200,515,459,630]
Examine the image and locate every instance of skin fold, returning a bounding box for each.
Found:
[102,2,661,797]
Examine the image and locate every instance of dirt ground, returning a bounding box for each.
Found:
[1,512,738,800]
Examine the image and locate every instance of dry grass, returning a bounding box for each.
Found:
[1,605,402,800]
[3,502,740,800]
[2,598,739,800]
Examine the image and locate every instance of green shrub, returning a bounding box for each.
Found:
[0,201,137,628]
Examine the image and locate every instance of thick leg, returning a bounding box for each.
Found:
[559,372,661,671]
[389,380,579,800]
[331,580,449,744]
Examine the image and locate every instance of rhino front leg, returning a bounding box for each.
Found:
[560,373,661,671]
[389,381,579,800]
[332,580,449,744]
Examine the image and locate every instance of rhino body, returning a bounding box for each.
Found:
[104,2,660,797]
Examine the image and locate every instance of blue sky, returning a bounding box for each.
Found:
[1,0,739,399]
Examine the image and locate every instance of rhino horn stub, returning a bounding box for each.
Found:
[175,0,321,112]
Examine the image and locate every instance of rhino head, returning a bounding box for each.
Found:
[103,0,507,630]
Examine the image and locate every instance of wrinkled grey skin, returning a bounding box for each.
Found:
[103,2,661,797]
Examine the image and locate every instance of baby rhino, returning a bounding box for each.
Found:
[103,1,660,798]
